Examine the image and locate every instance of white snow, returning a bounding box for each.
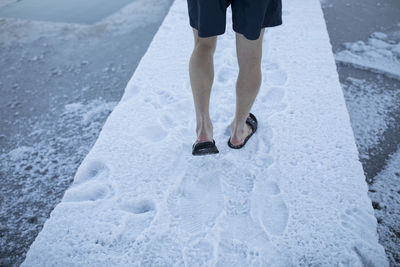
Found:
[23,0,388,265]
[335,31,400,80]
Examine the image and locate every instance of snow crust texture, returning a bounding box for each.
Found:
[23,0,388,265]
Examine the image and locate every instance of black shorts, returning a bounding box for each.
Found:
[187,0,282,40]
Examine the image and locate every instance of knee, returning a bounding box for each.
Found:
[194,38,217,55]
[237,51,261,70]
[238,59,261,73]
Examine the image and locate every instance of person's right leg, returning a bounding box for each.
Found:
[189,28,217,145]
[229,28,265,146]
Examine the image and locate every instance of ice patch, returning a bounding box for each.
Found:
[335,30,400,80]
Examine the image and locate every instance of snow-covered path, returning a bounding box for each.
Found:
[23,0,388,265]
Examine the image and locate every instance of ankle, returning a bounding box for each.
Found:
[196,125,213,137]
[230,118,246,132]
[231,118,252,138]
[196,116,212,130]
[196,119,213,141]
[231,124,246,137]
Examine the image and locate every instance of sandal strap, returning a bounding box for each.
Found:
[192,140,216,150]
[246,113,258,133]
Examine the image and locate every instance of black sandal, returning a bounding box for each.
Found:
[192,139,219,156]
[228,113,258,149]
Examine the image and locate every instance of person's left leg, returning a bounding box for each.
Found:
[229,28,265,146]
[189,28,218,145]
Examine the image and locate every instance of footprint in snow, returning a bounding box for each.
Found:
[263,61,280,71]
[156,90,176,105]
[159,114,176,129]
[251,180,289,236]
[340,207,377,242]
[261,86,286,105]
[216,66,237,86]
[220,165,256,216]
[265,69,288,86]
[216,214,289,266]
[119,199,156,215]
[64,160,114,202]
[63,182,114,202]
[140,235,185,266]
[121,84,140,102]
[338,207,389,267]
[167,168,224,234]
[137,125,168,142]
[73,160,109,184]
[114,199,157,245]
[183,240,215,266]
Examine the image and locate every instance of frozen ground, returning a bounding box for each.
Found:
[340,72,400,179]
[0,0,173,265]
[0,99,117,265]
[322,0,400,264]
[22,0,387,265]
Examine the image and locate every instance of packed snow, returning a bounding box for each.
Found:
[22,0,388,265]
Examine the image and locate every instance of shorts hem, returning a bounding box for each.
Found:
[262,17,283,28]
[233,18,283,40]
[190,21,226,38]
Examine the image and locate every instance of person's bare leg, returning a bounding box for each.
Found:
[230,29,265,146]
[189,28,217,144]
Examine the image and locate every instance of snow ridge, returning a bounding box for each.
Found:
[23,0,388,265]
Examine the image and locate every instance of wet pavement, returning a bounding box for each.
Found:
[0,0,133,24]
